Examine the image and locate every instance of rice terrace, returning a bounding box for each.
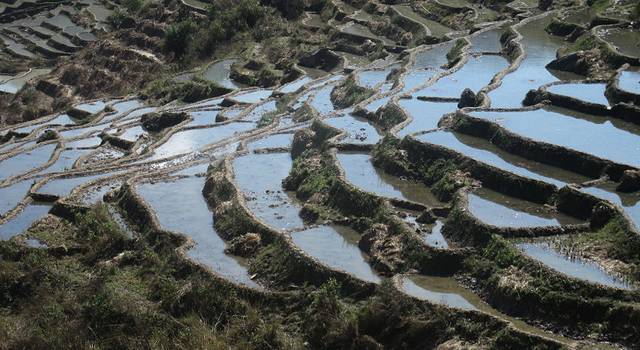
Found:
[0,0,639,348]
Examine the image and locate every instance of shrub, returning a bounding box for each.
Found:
[419,159,457,185]
[305,279,343,346]
[165,20,197,57]
[107,8,134,29]
[446,39,467,67]
[330,75,375,108]
[203,0,265,52]
[270,0,305,19]
[20,85,38,105]
[144,78,231,103]
[122,0,143,13]
[257,111,278,127]
[588,0,611,14]
[372,103,407,130]
[253,15,291,42]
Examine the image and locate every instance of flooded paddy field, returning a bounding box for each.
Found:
[1,0,640,348]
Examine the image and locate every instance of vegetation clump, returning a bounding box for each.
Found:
[165,20,198,58]
[372,136,414,177]
[439,218,640,347]
[292,102,319,123]
[369,103,407,131]
[141,111,189,131]
[230,60,287,87]
[0,199,556,349]
[186,0,266,57]
[373,137,471,202]
[446,39,468,68]
[3,0,640,347]
[144,77,232,103]
[555,217,640,280]
[268,0,305,19]
[330,75,376,108]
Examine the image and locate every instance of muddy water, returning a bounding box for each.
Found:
[598,28,640,58]
[488,15,579,108]
[109,100,145,116]
[581,183,640,231]
[118,125,146,142]
[113,106,158,126]
[309,83,337,115]
[397,274,574,345]
[246,133,293,151]
[363,96,392,113]
[397,100,458,136]
[137,175,259,288]
[233,153,304,231]
[279,76,313,94]
[337,152,442,206]
[59,123,110,138]
[147,123,255,161]
[0,68,52,94]
[470,108,640,168]
[400,43,451,94]
[401,69,440,94]
[36,173,105,198]
[65,136,103,149]
[74,101,106,115]
[416,130,588,187]
[547,82,609,106]
[468,188,582,228]
[22,114,78,132]
[416,55,508,98]
[36,148,88,175]
[325,115,381,145]
[423,220,449,248]
[232,89,273,104]
[357,64,398,88]
[516,241,634,290]
[291,225,381,283]
[79,180,123,205]
[244,100,278,123]
[202,59,242,89]
[2,39,34,59]
[469,27,503,53]
[0,203,52,240]
[413,43,452,70]
[0,143,57,182]
[0,3,637,322]
[0,180,32,216]
[398,275,477,310]
[44,14,75,29]
[81,146,124,166]
[618,69,640,94]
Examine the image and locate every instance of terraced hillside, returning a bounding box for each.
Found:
[1,0,640,348]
